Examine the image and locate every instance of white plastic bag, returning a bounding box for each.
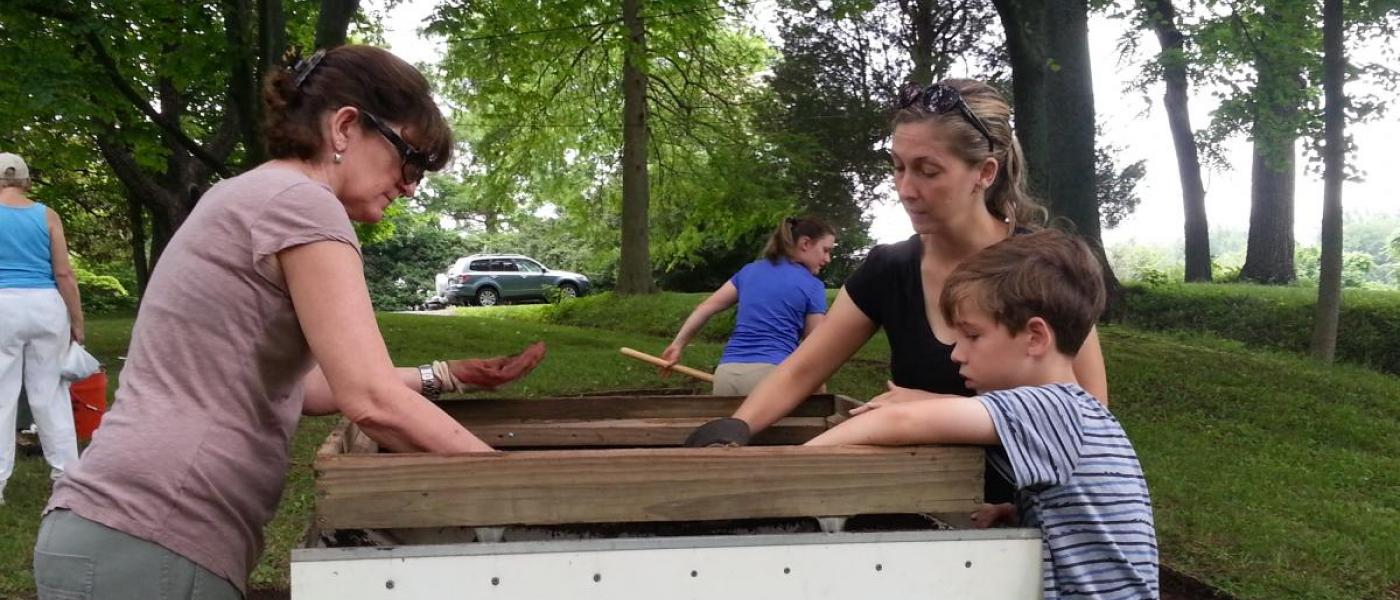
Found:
[60,343,101,381]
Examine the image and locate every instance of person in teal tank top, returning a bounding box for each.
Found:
[0,152,85,505]
[659,215,837,396]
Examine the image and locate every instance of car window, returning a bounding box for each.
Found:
[450,258,469,274]
[469,260,491,271]
[492,259,519,272]
[515,259,543,273]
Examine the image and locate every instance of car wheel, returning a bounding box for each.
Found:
[557,283,579,301]
[476,288,500,307]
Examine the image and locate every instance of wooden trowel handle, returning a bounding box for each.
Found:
[619,347,715,383]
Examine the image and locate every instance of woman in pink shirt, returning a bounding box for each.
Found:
[36,46,544,598]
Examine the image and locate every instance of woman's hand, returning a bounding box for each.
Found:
[849,381,948,415]
[70,322,85,345]
[658,343,684,378]
[442,341,547,391]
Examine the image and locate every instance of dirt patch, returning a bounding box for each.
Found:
[1161,565,1237,600]
[1381,580,1400,600]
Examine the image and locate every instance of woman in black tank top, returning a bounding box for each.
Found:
[683,80,1110,503]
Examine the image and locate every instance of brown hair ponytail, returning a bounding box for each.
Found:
[762,215,836,263]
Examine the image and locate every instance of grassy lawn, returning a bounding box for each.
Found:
[3,298,1397,599]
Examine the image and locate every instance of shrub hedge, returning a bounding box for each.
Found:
[76,268,137,314]
[1119,283,1400,375]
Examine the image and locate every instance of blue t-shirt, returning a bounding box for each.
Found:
[720,258,827,365]
[0,203,56,289]
[978,383,1159,600]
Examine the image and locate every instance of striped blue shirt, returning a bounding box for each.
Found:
[979,383,1158,599]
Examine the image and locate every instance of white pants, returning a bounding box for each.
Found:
[1,288,79,488]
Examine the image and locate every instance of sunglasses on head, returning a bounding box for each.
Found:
[897,82,995,152]
[359,110,434,185]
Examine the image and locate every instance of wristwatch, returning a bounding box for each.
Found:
[418,364,442,401]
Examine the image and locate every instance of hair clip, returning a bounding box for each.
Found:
[291,49,327,89]
[282,46,304,67]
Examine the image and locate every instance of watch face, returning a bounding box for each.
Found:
[421,365,442,396]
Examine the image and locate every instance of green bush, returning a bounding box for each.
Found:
[76,268,136,314]
[1119,283,1400,374]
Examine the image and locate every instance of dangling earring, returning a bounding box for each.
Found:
[333,152,343,164]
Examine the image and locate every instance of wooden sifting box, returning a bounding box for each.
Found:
[312,393,985,532]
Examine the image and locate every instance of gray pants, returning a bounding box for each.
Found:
[33,510,241,600]
[711,362,777,396]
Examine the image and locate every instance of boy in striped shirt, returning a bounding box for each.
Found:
[808,229,1158,599]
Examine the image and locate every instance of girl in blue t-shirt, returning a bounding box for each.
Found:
[660,216,836,395]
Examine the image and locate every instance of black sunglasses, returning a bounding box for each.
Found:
[359,110,433,185]
[897,82,995,152]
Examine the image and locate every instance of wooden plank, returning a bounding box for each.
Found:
[469,416,828,448]
[835,394,863,414]
[825,394,864,429]
[436,394,837,422]
[315,445,984,530]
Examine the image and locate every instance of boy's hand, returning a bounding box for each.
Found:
[850,381,947,415]
[970,503,1017,528]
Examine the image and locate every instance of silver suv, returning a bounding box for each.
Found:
[443,254,591,306]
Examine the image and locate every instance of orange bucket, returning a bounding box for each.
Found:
[70,371,108,442]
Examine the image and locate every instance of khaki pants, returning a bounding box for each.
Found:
[34,510,242,600]
[711,362,778,396]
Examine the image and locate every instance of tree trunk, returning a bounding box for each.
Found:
[1239,129,1298,283]
[901,0,936,83]
[314,0,361,49]
[126,192,150,296]
[259,0,286,76]
[148,206,176,274]
[254,0,286,165]
[1239,6,1301,284]
[993,0,1120,313]
[1311,0,1344,361]
[1145,0,1211,282]
[992,0,1050,199]
[1042,0,1100,244]
[1240,140,1297,283]
[225,0,264,166]
[617,0,655,295]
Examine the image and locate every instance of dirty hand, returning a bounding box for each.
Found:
[434,341,547,392]
[683,417,751,447]
[970,503,1017,528]
[658,343,684,378]
[849,381,941,415]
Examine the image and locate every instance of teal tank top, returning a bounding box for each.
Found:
[0,203,57,289]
